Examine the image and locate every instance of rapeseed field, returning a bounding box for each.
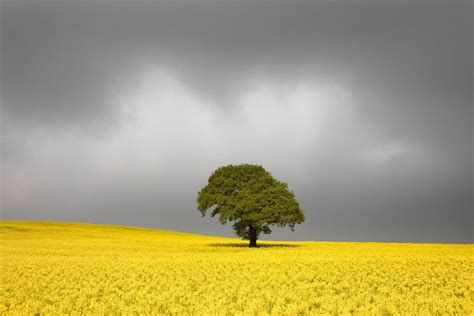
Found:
[1,221,472,314]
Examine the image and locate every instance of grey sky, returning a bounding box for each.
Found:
[1,0,472,243]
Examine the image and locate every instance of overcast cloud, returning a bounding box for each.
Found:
[1,0,472,243]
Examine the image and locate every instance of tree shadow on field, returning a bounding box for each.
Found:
[208,242,301,248]
[0,226,31,232]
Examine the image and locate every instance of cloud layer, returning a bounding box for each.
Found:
[1,1,472,242]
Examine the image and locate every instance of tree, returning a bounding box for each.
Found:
[197,164,305,247]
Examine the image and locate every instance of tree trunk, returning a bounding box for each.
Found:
[249,225,257,247]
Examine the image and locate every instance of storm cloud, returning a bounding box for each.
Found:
[1,0,472,243]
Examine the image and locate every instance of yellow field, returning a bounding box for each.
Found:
[1,221,472,315]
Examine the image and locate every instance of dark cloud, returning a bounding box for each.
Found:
[1,0,472,243]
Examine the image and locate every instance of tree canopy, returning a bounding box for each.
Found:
[197,164,305,247]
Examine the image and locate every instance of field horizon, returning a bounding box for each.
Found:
[1,220,471,245]
[2,220,472,314]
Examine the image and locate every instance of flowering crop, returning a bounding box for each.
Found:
[1,221,472,314]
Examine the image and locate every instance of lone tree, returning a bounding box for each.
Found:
[197,164,304,247]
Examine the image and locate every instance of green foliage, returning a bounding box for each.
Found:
[197,164,305,242]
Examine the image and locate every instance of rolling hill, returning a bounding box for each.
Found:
[1,221,472,314]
